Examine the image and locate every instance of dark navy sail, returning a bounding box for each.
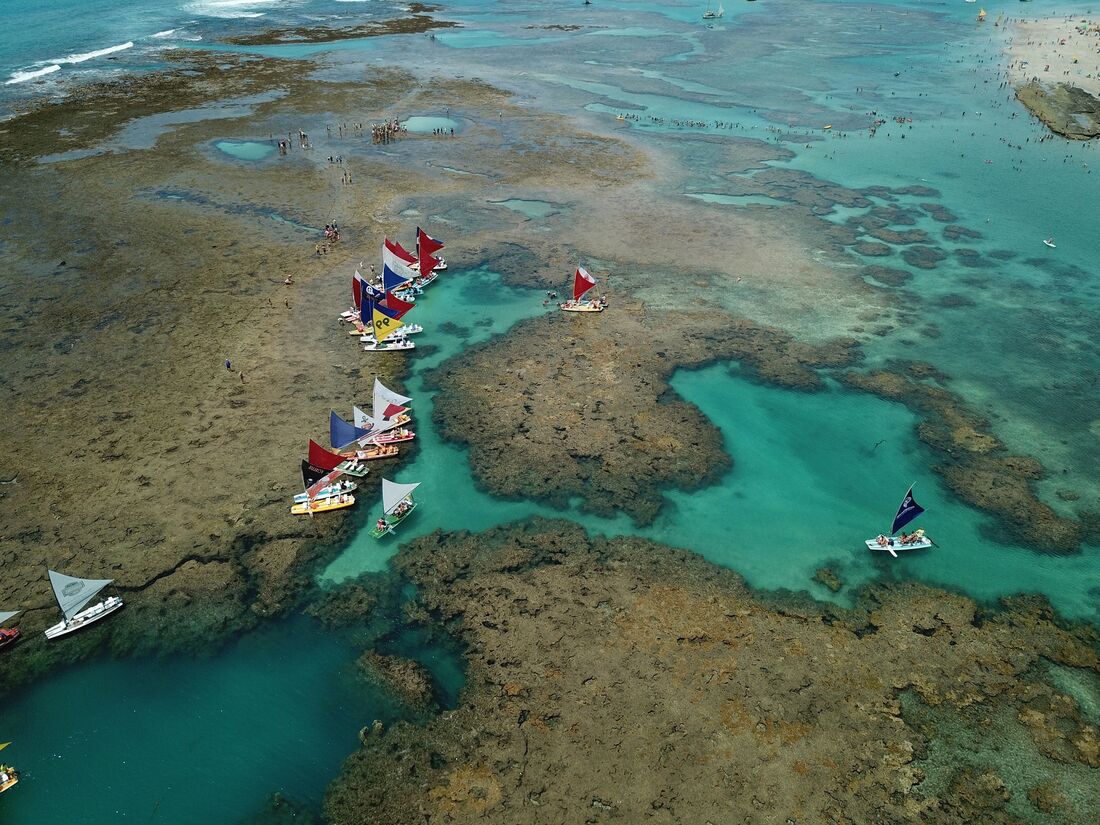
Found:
[891,485,925,535]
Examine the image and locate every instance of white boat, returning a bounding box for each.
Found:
[703,1,717,18]
[716,3,724,16]
[293,478,357,503]
[865,484,933,558]
[43,570,123,639]
[371,478,421,538]
[364,339,415,352]
[360,324,422,342]
[559,266,606,313]
[1043,237,1056,248]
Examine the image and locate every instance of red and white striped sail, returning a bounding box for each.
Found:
[384,238,417,265]
[572,266,597,301]
[382,243,417,281]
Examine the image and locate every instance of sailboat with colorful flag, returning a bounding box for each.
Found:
[43,569,123,639]
[370,478,421,538]
[0,611,20,652]
[866,484,933,557]
[309,438,385,475]
[0,743,18,795]
[559,266,606,312]
[364,302,414,351]
[293,460,357,504]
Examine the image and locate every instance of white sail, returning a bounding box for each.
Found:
[353,405,373,430]
[0,610,20,624]
[48,570,114,621]
[382,478,420,514]
[382,244,417,280]
[374,377,412,409]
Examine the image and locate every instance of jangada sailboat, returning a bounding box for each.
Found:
[0,743,18,795]
[370,478,421,538]
[866,484,933,557]
[0,611,20,652]
[559,266,606,312]
[293,460,357,504]
[43,569,123,640]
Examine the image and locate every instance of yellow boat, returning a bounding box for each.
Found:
[290,493,355,515]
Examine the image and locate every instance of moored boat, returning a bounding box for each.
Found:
[43,570,123,640]
[1043,237,1056,248]
[866,484,933,558]
[0,743,17,795]
[560,266,606,312]
[309,439,374,476]
[0,611,20,652]
[370,478,421,538]
[364,338,415,352]
[290,492,355,515]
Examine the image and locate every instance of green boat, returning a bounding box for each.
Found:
[370,478,421,538]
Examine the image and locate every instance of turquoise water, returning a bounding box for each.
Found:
[5,0,1100,818]
[401,116,460,134]
[0,616,412,822]
[214,139,275,161]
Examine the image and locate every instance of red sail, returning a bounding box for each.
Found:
[381,291,415,318]
[382,403,407,420]
[384,238,417,265]
[572,266,597,301]
[308,439,344,471]
[352,273,362,310]
[416,227,444,257]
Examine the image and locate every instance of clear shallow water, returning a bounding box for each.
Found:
[401,115,460,134]
[214,138,276,160]
[0,616,410,822]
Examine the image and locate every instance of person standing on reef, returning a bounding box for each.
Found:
[225,359,231,371]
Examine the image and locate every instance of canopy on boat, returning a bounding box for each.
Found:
[416,227,444,257]
[0,611,20,625]
[309,439,345,471]
[48,570,113,621]
[890,484,925,535]
[372,305,405,343]
[382,478,420,515]
[330,411,370,450]
[572,266,597,301]
[385,237,417,265]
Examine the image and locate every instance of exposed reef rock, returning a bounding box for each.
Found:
[221,5,458,46]
[358,652,437,712]
[839,368,1083,552]
[428,302,858,523]
[1016,81,1100,140]
[325,521,1100,824]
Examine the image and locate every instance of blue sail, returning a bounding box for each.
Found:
[330,411,369,449]
[891,485,925,535]
[382,262,411,292]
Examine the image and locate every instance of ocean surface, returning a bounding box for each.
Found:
[3,0,1099,820]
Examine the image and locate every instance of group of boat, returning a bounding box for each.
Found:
[339,227,446,353]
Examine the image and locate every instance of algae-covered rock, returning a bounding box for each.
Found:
[1016,81,1100,140]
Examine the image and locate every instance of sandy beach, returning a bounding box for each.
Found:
[1004,15,1100,97]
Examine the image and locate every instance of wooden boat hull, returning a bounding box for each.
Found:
[0,773,18,794]
[866,536,933,558]
[370,500,418,538]
[360,325,422,341]
[291,494,356,515]
[44,596,124,639]
[363,430,415,445]
[341,445,401,463]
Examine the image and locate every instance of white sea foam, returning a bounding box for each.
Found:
[185,0,286,19]
[55,41,135,65]
[152,29,178,38]
[5,64,61,85]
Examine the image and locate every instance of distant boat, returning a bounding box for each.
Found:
[1043,237,1056,248]
[977,8,986,21]
[559,266,606,312]
[43,569,123,640]
[371,478,421,538]
[0,742,18,795]
[0,611,20,652]
[716,2,724,15]
[703,1,717,18]
[866,484,933,558]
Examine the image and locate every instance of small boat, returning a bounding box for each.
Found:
[293,478,357,504]
[1043,237,1056,248]
[365,427,415,445]
[0,743,18,795]
[44,570,123,640]
[703,0,716,18]
[0,611,20,652]
[309,439,374,476]
[290,493,355,516]
[977,8,986,21]
[361,324,422,342]
[363,338,415,352]
[716,2,724,15]
[865,484,933,558]
[560,266,606,313]
[370,478,421,538]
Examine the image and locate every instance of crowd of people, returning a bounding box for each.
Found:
[372,119,407,144]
